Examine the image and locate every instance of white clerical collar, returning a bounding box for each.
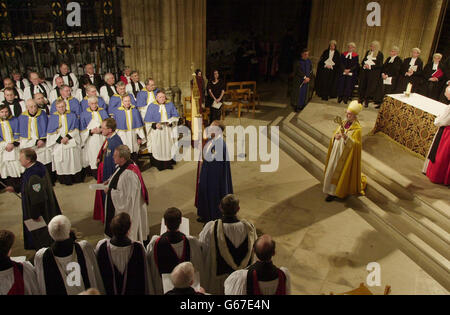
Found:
[389,56,397,63]
[432,63,439,71]
[346,52,352,59]
[410,57,417,65]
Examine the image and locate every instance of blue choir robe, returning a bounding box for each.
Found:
[197,135,233,222]
[111,106,146,154]
[0,117,23,179]
[80,108,109,169]
[136,88,159,121]
[108,94,137,115]
[80,96,107,112]
[291,58,313,110]
[144,102,180,161]
[19,110,52,165]
[50,97,82,117]
[47,112,83,176]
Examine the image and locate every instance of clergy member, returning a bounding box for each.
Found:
[375,45,402,108]
[52,63,79,91]
[0,230,40,295]
[33,93,51,116]
[196,121,233,223]
[165,262,206,295]
[359,41,384,108]
[1,87,26,118]
[50,85,82,117]
[81,85,107,112]
[23,72,50,101]
[126,71,145,100]
[80,96,108,179]
[396,47,424,93]
[93,118,123,223]
[11,70,30,92]
[224,235,291,295]
[5,148,61,250]
[315,40,341,101]
[80,63,103,91]
[35,215,105,295]
[0,105,23,190]
[104,145,149,243]
[144,91,180,171]
[147,207,204,295]
[96,213,151,295]
[291,49,313,112]
[199,194,257,295]
[323,101,367,202]
[47,100,85,185]
[100,73,117,106]
[424,86,450,185]
[136,78,159,121]
[111,95,145,161]
[19,99,53,177]
[0,77,24,102]
[48,76,65,104]
[108,81,137,114]
[337,42,359,104]
[420,53,445,101]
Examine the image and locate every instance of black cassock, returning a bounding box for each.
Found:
[19,162,61,250]
[359,50,384,104]
[337,52,360,100]
[439,58,450,103]
[375,56,403,103]
[420,62,445,101]
[395,57,424,93]
[315,48,341,99]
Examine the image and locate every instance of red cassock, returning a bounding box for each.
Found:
[427,126,450,185]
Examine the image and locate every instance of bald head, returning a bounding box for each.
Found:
[26,99,38,115]
[254,235,276,262]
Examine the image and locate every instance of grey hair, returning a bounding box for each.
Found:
[48,215,71,241]
[171,262,195,289]
[412,47,421,54]
[87,96,98,105]
[104,73,114,81]
[115,145,131,160]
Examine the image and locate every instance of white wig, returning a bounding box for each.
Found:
[48,215,71,242]
[391,45,400,53]
[348,42,356,49]
[412,47,421,54]
[171,262,195,289]
[433,53,443,60]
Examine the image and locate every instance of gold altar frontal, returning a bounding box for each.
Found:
[372,96,438,158]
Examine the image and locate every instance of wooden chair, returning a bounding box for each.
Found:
[221,90,238,119]
[226,82,242,92]
[329,283,391,295]
[234,88,256,118]
[241,81,260,106]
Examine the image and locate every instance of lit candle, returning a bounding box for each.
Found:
[406,83,412,94]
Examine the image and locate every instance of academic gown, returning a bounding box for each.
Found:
[111,106,146,154]
[315,49,341,99]
[35,239,105,295]
[420,62,445,101]
[80,96,107,112]
[19,161,61,250]
[108,94,137,115]
[197,135,233,222]
[0,117,24,180]
[95,238,151,295]
[291,58,313,110]
[224,262,291,295]
[359,50,384,102]
[376,56,403,103]
[323,121,367,199]
[2,99,26,118]
[144,102,180,163]
[50,97,82,117]
[396,57,424,93]
[47,112,84,183]
[80,108,108,169]
[146,231,205,295]
[19,110,52,166]
[337,52,360,99]
[0,258,40,295]
[104,161,149,243]
[424,106,450,185]
[93,133,123,222]
[136,88,159,122]
[199,218,257,295]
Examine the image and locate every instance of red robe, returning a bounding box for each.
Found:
[426,126,450,185]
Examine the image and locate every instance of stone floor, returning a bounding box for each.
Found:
[0,81,448,295]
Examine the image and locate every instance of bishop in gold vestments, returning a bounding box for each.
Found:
[323,101,366,202]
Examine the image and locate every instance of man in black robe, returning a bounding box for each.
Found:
[80,63,103,91]
[5,148,60,250]
[374,46,402,108]
[359,41,384,108]
[315,40,341,101]
[420,53,445,101]
[396,48,424,94]
[337,42,359,104]
[439,57,450,104]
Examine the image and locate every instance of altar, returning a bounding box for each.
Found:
[372,94,448,158]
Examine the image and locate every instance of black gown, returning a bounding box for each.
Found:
[315,48,341,99]
[439,58,450,103]
[358,50,384,104]
[375,56,402,103]
[420,62,445,101]
[395,57,424,93]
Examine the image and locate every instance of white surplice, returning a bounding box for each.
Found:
[117,110,146,154]
[35,241,105,295]
[20,116,52,166]
[145,105,178,161]
[224,267,291,295]
[47,115,83,175]
[106,169,149,243]
[146,235,205,295]
[0,120,23,179]
[0,261,41,295]
[81,112,105,169]
[323,137,347,196]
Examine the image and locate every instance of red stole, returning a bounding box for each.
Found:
[251,269,286,296]
[7,262,25,295]
[127,163,149,205]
